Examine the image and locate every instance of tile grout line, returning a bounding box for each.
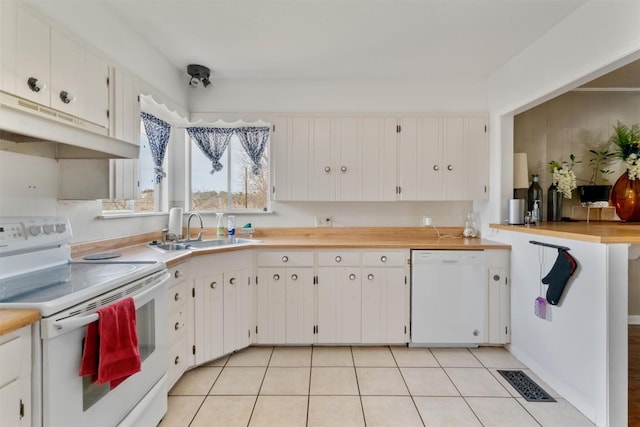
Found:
[183,363,227,427]
[245,346,274,427]
[307,346,314,427]
[392,345,427,427]
[351,346,368,427]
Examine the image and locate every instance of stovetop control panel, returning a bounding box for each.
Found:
[0,217,72,256]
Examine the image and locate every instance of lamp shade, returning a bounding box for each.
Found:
[514,153,529,189]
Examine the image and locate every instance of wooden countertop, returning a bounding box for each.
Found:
[0,309,39,336]
[70,227,511,267]
[490,222,640,244]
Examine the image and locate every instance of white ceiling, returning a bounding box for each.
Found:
[28,0,585,82]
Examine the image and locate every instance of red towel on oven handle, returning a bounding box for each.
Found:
[79,297,142,389]
[97,297,142,389]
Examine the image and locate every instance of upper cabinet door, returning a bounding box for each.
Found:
[50,29,79,116]
[312,117,334,201]
[466,116,489,200]
[399,116,442,201]
[111,67,139,143]
[442,117,467,200]
[1,0,18,95]
[361,117,397,202]
[289,117,312,201]
[334,117,359,201]
[15,5,50,104]
[81,50,109,127]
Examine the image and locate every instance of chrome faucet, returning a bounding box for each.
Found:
[186,213,204,242]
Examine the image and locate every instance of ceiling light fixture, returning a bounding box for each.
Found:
[187,64,212,88]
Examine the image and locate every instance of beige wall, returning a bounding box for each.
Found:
[514,91,640,316]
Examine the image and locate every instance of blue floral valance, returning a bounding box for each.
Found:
[186,126,270,175]
[235,127,270,175]
[141,112,171,183]
[186,127,235,174]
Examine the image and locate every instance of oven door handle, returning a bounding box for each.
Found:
[53,273,168,331]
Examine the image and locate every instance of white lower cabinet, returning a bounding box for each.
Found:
[256,251,314,344]
[316,249,409,345]
[485,249,511,344]
[167,262,190,390]
[0,325,32,427]
[192,252,253,365]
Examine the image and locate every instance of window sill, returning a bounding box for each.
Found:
[98,210,275,219]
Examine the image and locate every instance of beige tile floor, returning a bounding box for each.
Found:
[160,346,594,427]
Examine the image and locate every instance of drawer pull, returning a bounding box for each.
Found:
[335,256,342,263]
[174,356,180,365]
[210,281,217,289]
[433,164,439,171]
[324,166,331,173]
[349,273,356,281]
[273,274,280,281]
[447,164,453,171]
[291,273,298,281]
[368,274,374,280]
[341,165,347,173]
[380,256,388,262]
[174,292,181,301]
[174,322,181,331]
[229,277,236,285]
[282,256,289,263]
[174,270,183,279]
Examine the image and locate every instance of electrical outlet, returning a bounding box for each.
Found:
[315,216,332,227]
[423,216,433,226]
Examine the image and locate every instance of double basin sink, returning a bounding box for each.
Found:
[150,238,259,252]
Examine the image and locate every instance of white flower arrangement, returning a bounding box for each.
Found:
[626,153,639,180]
[549,155,577,199]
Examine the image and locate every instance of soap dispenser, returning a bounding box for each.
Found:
[216,213,225,237]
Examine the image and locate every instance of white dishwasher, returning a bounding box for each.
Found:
[410,250,485,346]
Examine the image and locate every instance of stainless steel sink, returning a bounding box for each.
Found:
[149,238,259,252]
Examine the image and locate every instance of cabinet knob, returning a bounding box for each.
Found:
[324,166,331,173]
[174,322,181,331]
[210,281,217,289]
[229,277,236,285]
[273,274,280,281]
[174,292,181,301]
[335,255,342,263]
[473,329,480,337]
[349,273,356,280]
[27,77,45,93]
[340,166,347,173]
[367,273,374,280]
[174,356,180,365]
[493,274,501,282]
[174,270,183,279]
[291,273,298,281]
[282,256,289,263]
[59,90,75,104]
[433,164,439,171]
[447,164,453,171]
[380,256,388,262]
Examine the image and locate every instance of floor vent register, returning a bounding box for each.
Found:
[497,370,556,402]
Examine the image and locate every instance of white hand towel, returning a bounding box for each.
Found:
[168,208,183,238]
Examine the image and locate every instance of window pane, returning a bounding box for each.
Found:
[189,132,269,211]
[191,139,229,211]
[102,121,156,212]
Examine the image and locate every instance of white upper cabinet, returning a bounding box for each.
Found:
[2,1,110,128]
[399,115,488,201]
[111,67,140,145]
[14,4,50,105]
[360,117,397,201]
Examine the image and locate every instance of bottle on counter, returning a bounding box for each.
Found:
[532,201,540,225]
[528,174,543,223]
[227,215,236,238]
[216,212,225,238]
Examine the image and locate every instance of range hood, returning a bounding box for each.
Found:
[0,92,138,159]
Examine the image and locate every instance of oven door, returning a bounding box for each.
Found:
[39,270,169,427]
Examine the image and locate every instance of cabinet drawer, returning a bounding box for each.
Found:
[168,280,188,313]
[168,308,187,344]
[257,251,314,267]
[168,336,188,388]
[317,251,360,266]
[168,263,189,287]
[362,251,408,267]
